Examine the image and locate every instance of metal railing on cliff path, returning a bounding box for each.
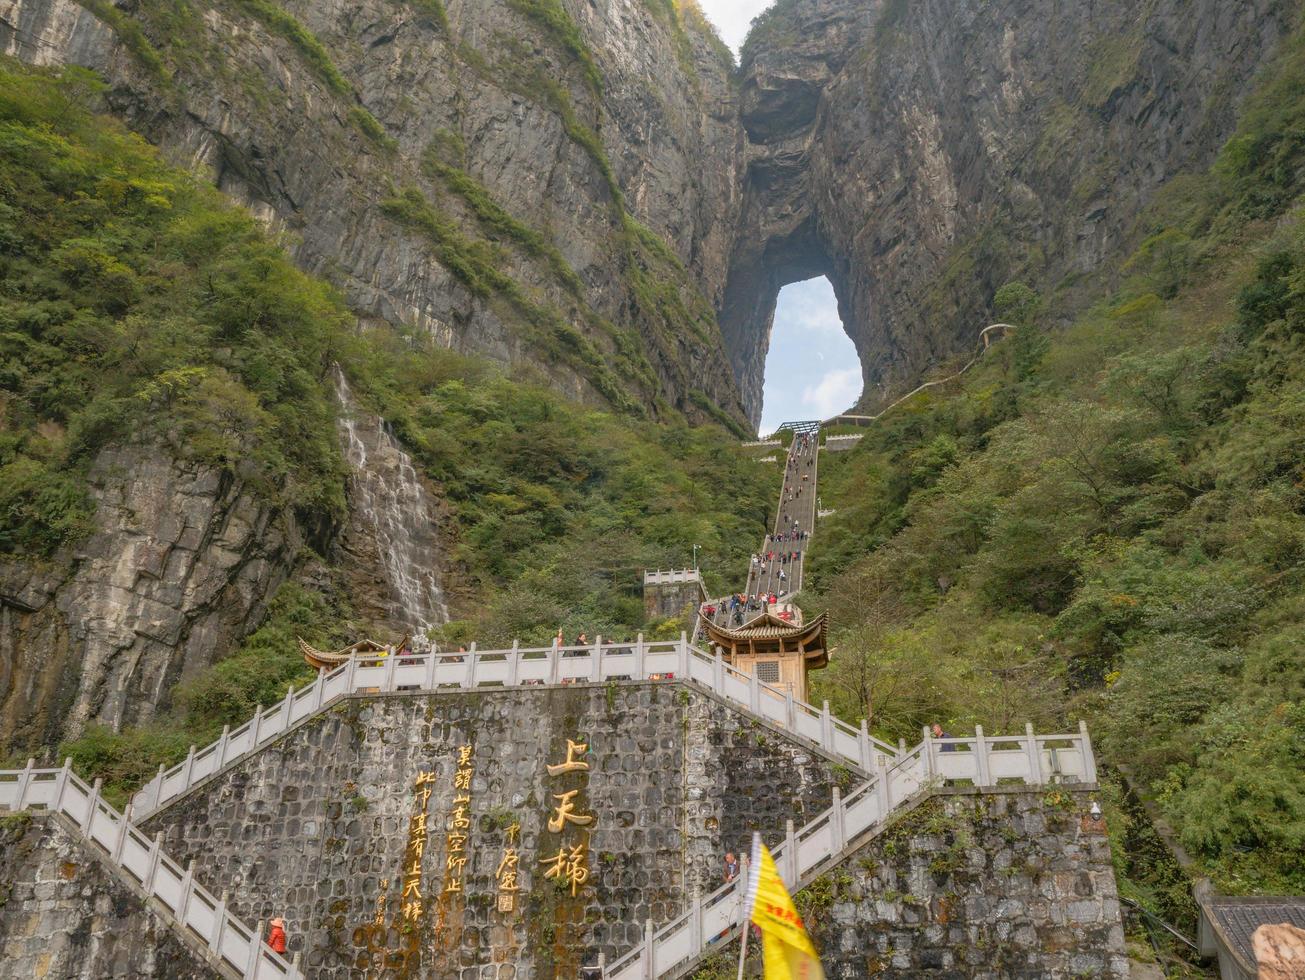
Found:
[604,720,1098,980]
[129,637,902,818]
[826,323,1018,428]
[0,760,301,980]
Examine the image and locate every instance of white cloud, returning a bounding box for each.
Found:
[800,367,862,418]
[694,0,774,53]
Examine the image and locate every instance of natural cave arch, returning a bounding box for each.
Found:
[717,187,872,429]
[759,276,864,435]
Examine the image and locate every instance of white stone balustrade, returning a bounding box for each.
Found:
[604,721,1098,980]
[130,637,900,817]
[0,760,300,980]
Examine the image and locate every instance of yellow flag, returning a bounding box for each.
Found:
[744,834,825,980]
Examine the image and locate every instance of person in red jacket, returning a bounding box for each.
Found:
[267,917,288,954]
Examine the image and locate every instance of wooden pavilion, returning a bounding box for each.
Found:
[701,607,830,702]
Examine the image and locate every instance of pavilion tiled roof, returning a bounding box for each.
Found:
[1205,897,1305,972]
[702,611,829,664]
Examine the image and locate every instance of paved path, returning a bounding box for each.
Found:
[700,427,819,630]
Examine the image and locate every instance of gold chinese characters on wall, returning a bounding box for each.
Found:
[443,744,474,897]
[540,739,593,897]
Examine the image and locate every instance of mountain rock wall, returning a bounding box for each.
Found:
[0,0,750,423]
[0,444,299,753]
[723,0,1292,421]
[0,813,223,979]
[0,0,1293,755]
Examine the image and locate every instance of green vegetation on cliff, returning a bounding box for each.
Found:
[807,24,1305,908]
[0,64,349,555]
[0,58,775,793]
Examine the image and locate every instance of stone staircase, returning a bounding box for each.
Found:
[0,759,301,980]
[605,721,1098,979]
[130,637,901,818]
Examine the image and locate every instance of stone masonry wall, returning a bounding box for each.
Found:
[0,813,221,979]
[642,579,706,624]
[699,786,1127,979]
[142,681,845,978]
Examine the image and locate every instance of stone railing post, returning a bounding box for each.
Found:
[463,643,478,689]
[784,819,798,888]
[249,704,264,747]
[1079,719,1098,782]
[112,804,133,862]
[831,786,845,853]
[182,744,197,791]
[280,684,295,729]
[712,647,724,692]
[921,726,935,780]
[53,757,72,812]
[549,638,561,685]
[143,831,163,892]
[424,649,437,690]
[13,758,34,809]
[312,669,325,710]
[749,671,761,713]
[689,887,703,955]
[784,690,797,730]
[147,763,166,812]
[820,700,834,751]
[507,640,520,686]
[591,635,602,683]
[246,919,266,980]
[345,653,358,694]
[678,631,689,676]
[642,918,655,980]
[212,890,229,956]
[82,778,103,834]
[216,725,232,770]
[974,725,992,787]
[382,653,398,692]
[875,754,891,816]
[177,859,195,922]
[634,633,645,679]
[1025,723,1045,784]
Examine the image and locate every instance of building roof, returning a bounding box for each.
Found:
[299,636,400,670]
[1203,897,1305,973]
[702,611,830,667]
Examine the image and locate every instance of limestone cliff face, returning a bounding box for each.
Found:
[723,0,1291,421]
[0,0,750,423]
[0,0,744,753]
[0,0,1292,756]
[0,445,299,751]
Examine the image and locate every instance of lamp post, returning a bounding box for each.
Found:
[692,544,700,570]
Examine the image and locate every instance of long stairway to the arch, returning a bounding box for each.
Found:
[700,424,819,634]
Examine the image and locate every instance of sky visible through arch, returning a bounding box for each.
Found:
[694,3,860,435]
[757,277,863,435]
[695,0,772,52]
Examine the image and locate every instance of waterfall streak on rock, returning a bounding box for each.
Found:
[333,370,447,631]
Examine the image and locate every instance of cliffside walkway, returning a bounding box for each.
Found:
[127,636,901,819]
[605,720,1098,980]
[0,759,301,980]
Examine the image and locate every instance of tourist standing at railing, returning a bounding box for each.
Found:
[931,723,956,751]
[267,917,288,954]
